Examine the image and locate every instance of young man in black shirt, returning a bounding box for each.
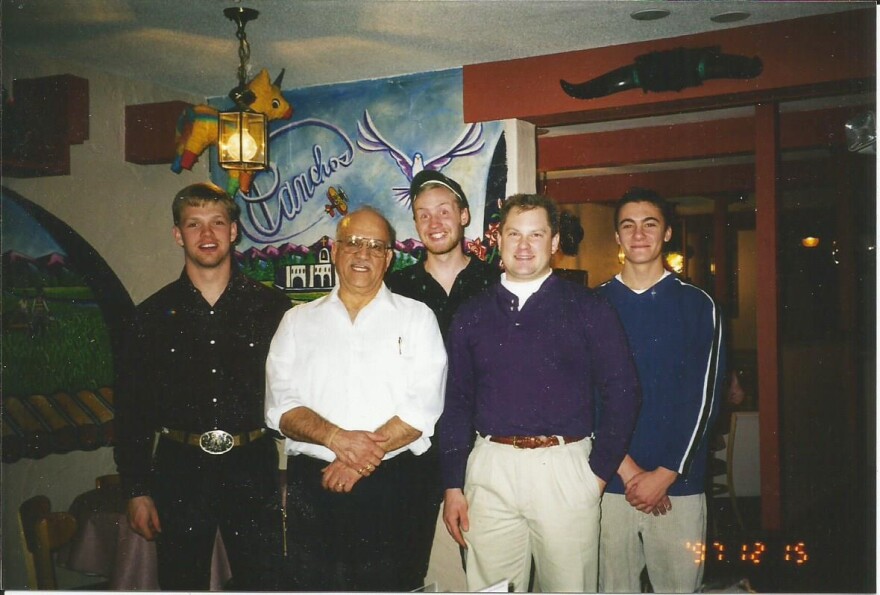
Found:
[115,182,290,590]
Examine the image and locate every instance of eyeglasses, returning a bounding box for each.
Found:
[338,235,391,257]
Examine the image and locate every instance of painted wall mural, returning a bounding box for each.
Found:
[2,189,133,462]
[209,69,505,300]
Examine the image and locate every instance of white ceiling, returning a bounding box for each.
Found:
[3,0,872,99]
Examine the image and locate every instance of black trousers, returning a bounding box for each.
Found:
[284,450,441,592]
[151,435,283,590]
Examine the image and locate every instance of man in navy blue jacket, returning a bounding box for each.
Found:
[597,188,725,593]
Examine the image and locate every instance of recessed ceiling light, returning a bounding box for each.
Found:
[631,9,671,21]
[710,11,751,24]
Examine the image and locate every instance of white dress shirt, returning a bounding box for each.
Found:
[265,284,447,462]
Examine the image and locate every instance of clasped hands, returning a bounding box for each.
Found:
[321,428,387,493]
[623,466,677,516]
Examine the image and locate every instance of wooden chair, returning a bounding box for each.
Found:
[19,495,78,589]
[95,473,121,490]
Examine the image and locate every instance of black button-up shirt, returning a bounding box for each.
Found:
[115,268,291,498]
[385,257,500,340]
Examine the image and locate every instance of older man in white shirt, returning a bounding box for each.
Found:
[265,206,447,592]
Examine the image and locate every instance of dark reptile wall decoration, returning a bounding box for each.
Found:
[561,46,762,99]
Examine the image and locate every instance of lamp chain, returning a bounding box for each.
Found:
[235,21,251,88]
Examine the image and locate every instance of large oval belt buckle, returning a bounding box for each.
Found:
[200,430,234,455]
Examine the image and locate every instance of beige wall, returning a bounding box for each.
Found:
[2,52,205,589]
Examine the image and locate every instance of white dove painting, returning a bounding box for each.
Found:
[356,109,485,207]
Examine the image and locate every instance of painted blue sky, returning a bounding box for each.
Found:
[1,193,65,258]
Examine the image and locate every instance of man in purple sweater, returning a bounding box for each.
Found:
[439,194,641,592]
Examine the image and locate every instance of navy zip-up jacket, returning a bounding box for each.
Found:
[598,274,725,496]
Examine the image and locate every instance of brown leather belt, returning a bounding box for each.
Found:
[161,427,267,455]
[484,434,587,449]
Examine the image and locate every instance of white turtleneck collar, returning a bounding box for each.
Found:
[501,270,553,310]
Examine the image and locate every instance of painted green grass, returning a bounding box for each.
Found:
[289,292,328,303]
[2,298,113,396]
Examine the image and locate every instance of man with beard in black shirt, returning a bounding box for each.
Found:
[115,182,290,590]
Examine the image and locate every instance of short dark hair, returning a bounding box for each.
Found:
[336,205,396,247]
[172,182,240,226]
[613,187,674,231]
[499,194,560,236]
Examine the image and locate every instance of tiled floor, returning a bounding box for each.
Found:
[703,493,875,593]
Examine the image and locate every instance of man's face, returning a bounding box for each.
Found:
[412,186,469,256]
[498,206,559,282]
[173,202,238,270]
[331,210,393,299]
[615,201,672,266]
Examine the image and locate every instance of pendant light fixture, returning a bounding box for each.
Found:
[217,6,268,171]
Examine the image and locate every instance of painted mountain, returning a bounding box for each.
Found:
[235,235,428,283]
[2,251,86,288]
[236,236,329,283]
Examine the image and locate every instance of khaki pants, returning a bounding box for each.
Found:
[599,492,706,593]
[463,435,602,592]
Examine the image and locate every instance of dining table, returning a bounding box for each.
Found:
[57,484,232,590]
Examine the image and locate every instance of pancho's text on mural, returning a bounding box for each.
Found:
[240,119,354,243]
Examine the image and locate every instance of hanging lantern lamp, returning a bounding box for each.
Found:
[217,6,268,171]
